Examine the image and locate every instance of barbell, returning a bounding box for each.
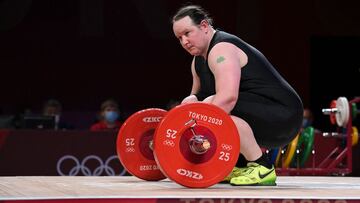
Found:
[116,103,240,188]
[322,126,359,147]
[322,97,350,127]
[322,97,359,127]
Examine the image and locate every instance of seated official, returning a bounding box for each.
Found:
[90,99,122,131]
[42,99,73,130]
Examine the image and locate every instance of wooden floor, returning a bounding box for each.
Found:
[1,176,360,202]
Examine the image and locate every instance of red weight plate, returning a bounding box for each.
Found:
[154,103,240,188]
[179,126,217,164]
[330,100,337,125]
[117,108,167,181]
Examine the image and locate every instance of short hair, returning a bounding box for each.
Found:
[172,5,213,26]
[100,99,119,111]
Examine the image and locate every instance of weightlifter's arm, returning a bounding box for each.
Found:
[207,43,245,113]
[182,57,200,104]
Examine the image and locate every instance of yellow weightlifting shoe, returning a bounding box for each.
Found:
[230,162,277,186]
[222,167,247,183]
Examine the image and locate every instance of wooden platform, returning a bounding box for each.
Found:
[1,176,360,202]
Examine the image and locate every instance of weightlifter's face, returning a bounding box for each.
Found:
[173,16,208,56]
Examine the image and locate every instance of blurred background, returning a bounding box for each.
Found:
[0,0,359,125]
[0,0,359,176]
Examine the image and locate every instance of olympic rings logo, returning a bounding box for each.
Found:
[57,155,127,176]
[221,144,232,151]
[126,147,135,152]
[163,139,175,147]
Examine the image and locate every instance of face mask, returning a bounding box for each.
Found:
[302,118,310,128]
[105,111,119,123]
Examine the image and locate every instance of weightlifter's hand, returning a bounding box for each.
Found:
[203,95,215,103]
[181,95,198,104]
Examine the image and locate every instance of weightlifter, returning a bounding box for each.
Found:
[172,5,303,186]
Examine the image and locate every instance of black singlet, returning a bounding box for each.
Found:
[194,30,303,148]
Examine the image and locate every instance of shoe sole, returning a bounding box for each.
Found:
[230,183,276,186]
[230,182,277,186]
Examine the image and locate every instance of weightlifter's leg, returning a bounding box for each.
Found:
[230,116,262,161]
[229,115,276,186]
[204,96,265,162]
[203,95,276,185]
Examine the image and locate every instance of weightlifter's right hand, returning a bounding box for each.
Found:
[181,95,198,104]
